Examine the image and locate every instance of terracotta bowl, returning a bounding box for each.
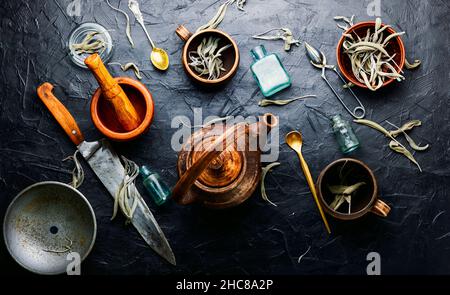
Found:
[336,21,406,89]
[176,25,240,87]
[91,77,154,141]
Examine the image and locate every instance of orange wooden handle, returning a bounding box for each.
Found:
[36,82,84,146]
[371,199,391,217]
[84,54,141,131]
[175,25,193,42]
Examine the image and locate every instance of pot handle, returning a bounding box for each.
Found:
[175,25,193,42]
[371,199,391,217]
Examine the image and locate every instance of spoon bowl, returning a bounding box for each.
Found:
[151,48,169,71]
[285,131,303,152]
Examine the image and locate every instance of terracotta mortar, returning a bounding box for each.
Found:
[90,77,154,142]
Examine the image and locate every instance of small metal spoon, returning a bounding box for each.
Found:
[285,131,331,234]
[129,0,169,71]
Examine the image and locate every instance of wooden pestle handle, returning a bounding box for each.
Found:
[37,82,85,146]
[85,54,141,132]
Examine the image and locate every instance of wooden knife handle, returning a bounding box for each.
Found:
[84,54,141,132]
[37,82,85,146]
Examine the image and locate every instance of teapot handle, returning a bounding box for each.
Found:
[172,113,278,205]
[172,123,246,205]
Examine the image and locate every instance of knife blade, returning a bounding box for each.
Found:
[37,82,176,265]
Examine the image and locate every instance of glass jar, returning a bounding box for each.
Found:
[140,166,171,206]
[250,45,291,97]
[331,115,360,154]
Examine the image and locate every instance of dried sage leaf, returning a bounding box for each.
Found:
[330,194,346,211]
[121,62,143,80]
[403,133,430,152]
[355,118,424,172]
[106,0,134,48]
[386,120,429,151]
[354,119,394,139]
[328,182,366,195]
[258,95,316,107]
[196,0,246,32]
[252,27,301,51]
[338,17,406,91]
[261,162,280,207]
[188,37,231,80]
[334,15,355,30]
[109,62,143,80]
[343,82,355,89]
[111,156,140,222]
[405,58,421,70]
[62,150,84,189]
[388,120,422,137]
[71,31,106,55]
[389,140,422,172]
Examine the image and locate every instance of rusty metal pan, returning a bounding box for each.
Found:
[3,181,97,275]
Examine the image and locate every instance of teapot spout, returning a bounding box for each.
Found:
[249,113,278,137]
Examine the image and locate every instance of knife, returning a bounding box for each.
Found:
[37,82,176,265]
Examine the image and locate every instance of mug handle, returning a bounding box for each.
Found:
[176,25,193,42]
[371,199,391,217]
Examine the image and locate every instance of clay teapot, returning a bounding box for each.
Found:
[172,113,278,209]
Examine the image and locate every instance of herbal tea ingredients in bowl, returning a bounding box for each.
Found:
[339,18,406,91]
[188,36,232,80]
[68,23,114,68]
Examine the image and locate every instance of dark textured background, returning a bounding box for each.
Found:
[0,0,449,275]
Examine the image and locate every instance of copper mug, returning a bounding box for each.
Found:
[316,158,390,220]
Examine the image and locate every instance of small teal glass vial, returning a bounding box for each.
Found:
[250,45,292,97]
[140,166,171,206]
[331,115,360,154]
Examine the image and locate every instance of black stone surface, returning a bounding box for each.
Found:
[0,0,449,275]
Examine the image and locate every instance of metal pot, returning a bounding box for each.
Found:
[3,181,97,275]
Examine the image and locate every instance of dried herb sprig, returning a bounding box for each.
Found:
[388,140,421,171]
[354,119,424,172]
[252,28,301,51]
[338,18,407,91]
[386,120,429,151]
[258,95,316,107]
[329,182,365,213]
[334,15,355,30]
[188,36,231,80]
[111,156,140,222]
[196,0,246,32]
[62,150,84,189]
[405,59,421,70]
[105,0,134,48]
[71,31,107,55]
[335,16,421,90]
[109,62,143,80]
[260,162,280,207]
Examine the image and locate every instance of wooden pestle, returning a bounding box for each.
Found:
[85,54,141,131]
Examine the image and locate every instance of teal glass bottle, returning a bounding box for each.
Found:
[250,45,292,97]
[331,115,360,154]
[140,166,171,206]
